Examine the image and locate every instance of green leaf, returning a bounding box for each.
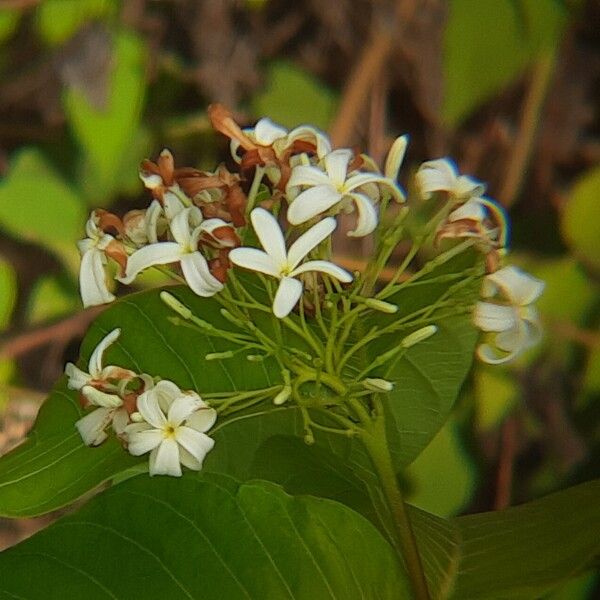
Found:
[473,366,519,431]
[405,419,476,517]
[64,29,147,204]
[0,257,16,330]
[35,0,117,46]
[448,479,600,599]
[561,166,600,269]
[0,9,20,44]
[252,60,338,130]
[0,148,84,269]
[248,436,600,600]
[0,287,289,517]
[443,0,567,124]
[0,474,409,599]
[364,255,481,467]
[26,275,79,325]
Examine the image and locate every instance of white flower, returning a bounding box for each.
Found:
[473,266,545,364]
[76,405,129,446]
[65,328,134,407]
[78,212,116,307]
[229,208,352,318]
[125,380,217,477]
[286,149,402,237]
[119,207,223,297]
[416,158,485,201]
[384,134,409,181]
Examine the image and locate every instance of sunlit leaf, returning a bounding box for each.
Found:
[405,419,476,516]
[252,61,338,130]
[35,0,117,45]
[0,148,84,269]
[0,257,16,330]
[443,0,568,124]
[0,474,409,599]
[561,165,600,269]
[473,366,519,431]
[26,275,80,325]
[64,29,147,204]
[0,9,20,44]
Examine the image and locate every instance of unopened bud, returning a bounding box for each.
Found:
[363,378,395,392]
[160,292,192,320]
[205,351,234,361]
[246,354,265,362]
[130,411,144,423]
[273,386,292,406]
[384,134,409,181]
[401,325,438,349]
[364,298,399,314]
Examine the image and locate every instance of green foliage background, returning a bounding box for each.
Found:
[0,0,598,597]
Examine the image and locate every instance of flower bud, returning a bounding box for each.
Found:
[363,298,399,314]
[205,351,234,361]
[160,292,192,320]
[362,378,394,392]
[273,385,292,406]
[401,325,438,349]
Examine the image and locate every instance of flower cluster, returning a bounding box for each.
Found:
[66,329,216,476]
[72,106,545,475]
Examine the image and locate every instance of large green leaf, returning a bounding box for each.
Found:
[443,0,568,124]
[561,166,600,269]
[0,287,293,517]
[249,435,600,600]
[0,148,84,269]
[64,29,147,204]
[0,474,409,599]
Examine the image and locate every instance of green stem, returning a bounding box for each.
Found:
[360,411,430,600]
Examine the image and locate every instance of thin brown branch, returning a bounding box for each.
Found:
[498,50,557,207]
[0,306,105,360]
[330,0,417,147]
[494,415,518,510]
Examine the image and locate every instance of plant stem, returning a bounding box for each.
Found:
[360,412,430,600]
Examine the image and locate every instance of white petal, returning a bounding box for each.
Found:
[253,118,288,145]
[137,391,167,429]
[485,266,545,306]
[229,247,280,277]
[415,158,458,196]
[127,428,163,456]
[146,200,163,244]
[250,208,286,265]
[168,395,202,427]
[152,380,182,413]
[80,249,115,308]
[454,175,485,199]
[120,242,182,284]
[76,408,113,446]
[169,207,195,246]
[346,192,378,237]
[175,426,214,468]
[140,172,163,190]
[448,199,486,222]
[343,172,394,192]
[151,438,182,476]
[384,134,409,180]
[112,408,130,435]
[473,302,517,332]
[287,217,336,269]
[88,328,121,376]
[163,190,185,220]
[477,343,516,365]
[65,363,91,390]
[186,406,217,433]
[291,260,353,283]
[81,385,123,408]
[286,125,332,158]
[324,149,353,187]
[495,327,526,352]
[181,253,223,297]
[273,277,303,319]
[287,165,332,189]
[287,186,342,224]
